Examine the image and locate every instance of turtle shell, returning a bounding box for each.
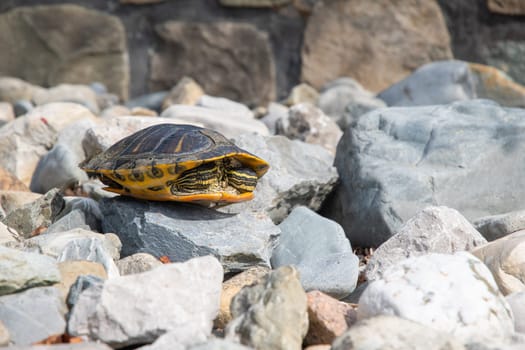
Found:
[80,123,269,204]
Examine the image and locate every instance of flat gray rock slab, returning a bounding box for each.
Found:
[271,206,359,299]
[0,286,66,345]
[365,206,487,281]
[68,256,223,348]
[327,99,525,247]
[100,197,279,274]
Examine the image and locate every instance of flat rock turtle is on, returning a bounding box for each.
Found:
[80,124,269,205]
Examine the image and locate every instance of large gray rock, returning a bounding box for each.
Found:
[271,206,359,298]
[365,206,487,281]
[0,245,60,296]
[221,133,338,223]
[2,188,64,238]
[0,5,129,99]
[100,197,279,274]
[331,315,466,350]
[151,21,275,107]
[358,253,514,343]
[326,100,525,247]
[226,266,308,350]
[0,287,66,345]
[68,256,223,348]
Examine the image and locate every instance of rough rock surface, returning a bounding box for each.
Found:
[331,315,466,350]
[100,197,279,274]
[271,206,359,298]
[506,291,525,333]
[151,21,275,106]
[162,76,204,110]
[56,260,107,301]
[0,4,129,99]
[474,209,525,241]
[471,230,525,295]
[68,256,223,348]
[301,0,452,92]
[226,266,309,350]
[0,167,28,192]
[116,252,163,276]
[221,133,338,223]
[365,206,487,281]
[487,0,525,15]
[358,253,514,342]
[326,100,525,247]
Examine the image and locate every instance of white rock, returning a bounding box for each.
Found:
[68,255,223,348]
[358,252,514,342]
[196,95,254,119]
[507,291,525,333]
[0,222,18,245]
[32,83,100,114]
[471,230,525,295]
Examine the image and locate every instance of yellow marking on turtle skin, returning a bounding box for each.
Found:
[225,168,258,193]
[174,134,187,153]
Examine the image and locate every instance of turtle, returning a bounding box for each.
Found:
[80,123,269,205]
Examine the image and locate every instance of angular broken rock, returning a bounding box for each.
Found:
[221,133,338,224]
[68,256,223,348]
[100,197,279,274]
[226,266,309,350]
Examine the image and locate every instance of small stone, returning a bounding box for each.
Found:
[487,0,525,15]
[100,105,131,118]
[0,245,60,296]
[0,190,41,216]
[474,209,525,241]
[0,167,28,191]
[13,99,34,117]
[2,188,64,238]
[471,230,525,295]
[358,253,514,342]
[0,102,14,126]
[130,106,158,116]
[162,76,205,110]
[0,77,43,103]
[0,320,8,346]
[226,266,309,350]
[331,315,466,350]
[46,198,102,234]
[284,83,319,106]
[32,84,100,114]
[0,221,18,245]
[68,256,223,348]
[0,286,66,345]
[116,252,163,275]
[197,95,254,120]
[365,206,487,281]
[260,102,289,134]
[66,274,105,310]
[219,0,290,7]
[276,103,342,155]
[304,291,356,346]
[56,260,107,302]
[126,91,168,112]
[120,0,165,4]
[215,265,270,329]
[271,206,358,298]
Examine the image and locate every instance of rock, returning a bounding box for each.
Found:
[130,106,158,117]
[506,291,525,333]
[151,21,275,106]
[57,238,120,278]
[304,291,356,346]
[100,197,279,274]
[331,315,466,350]
[0,102,14,127]
[0,286,66,345]
[358,253,514,342]
[56,260,107,301]
[0,222,18,245]
[0,190,41,217]
[2,188,64,238]
[47,197,103,234]
[226,266,309,350]
[325,100,525,247]
[121,0,165,4]
[284,83,319,106]
[215,265,270,329]
[365,206,487,281]
[0,245,60,296]
[471,230,525,295]
[487,0,525,15]
[474,209,525,241]
[116,252,163,275]
[317,77,386,130]
[13,99,34,117]
[379,60,525,108]
[68,256,223,348]
[220,0,290,7]
[275,103,342,155]
[0,102,97,185]
[160,105,269,138]
[126,91,168,112]
[81,116,201,160]
[0,77,44,103]
[101,105,131,118]
[162,76,205,110]
[188,338,253,350]
[32,84,100,114]
[0,320,8,346]
[0,167,29,191]
[197,95,254,120]
[0,5,129,99]
[221,134,338,223]
[271,206,359,298]
[138,330,207,350]
[301,0,452,92]
[66,274,105,310]
[261,102,289,134]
